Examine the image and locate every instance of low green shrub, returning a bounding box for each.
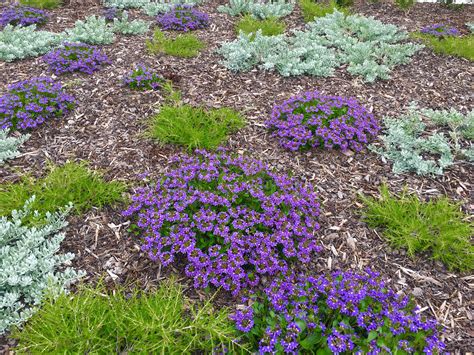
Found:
[0,130,29,165]
[146,29,205,57]
[361,184,474,272]
[12,279,246,353]
[0,161,126,224]
[236,15,286,37]
[65,16,115,45]
[411,32,474,61]
[395,0,414,11]
[19,0,62,9]
[112,11,150,35]
[299,0,347,22]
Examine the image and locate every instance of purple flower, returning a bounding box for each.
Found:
[156,5,209,32]
[266,91,380,152]
[420,23,460,37]
[123,64,164,91]
[0,6,48,28]
[102,7,120,22]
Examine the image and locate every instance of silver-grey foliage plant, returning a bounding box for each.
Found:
[103,0,203,15]
[218,0,294,19]
[370,104,473,176]
[0,198,85,334]
[0,130,29,165]
[66,16,116,45]
[112,11,150,35]
[217,10,422,82]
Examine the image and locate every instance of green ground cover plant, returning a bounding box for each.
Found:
[65,16,115,45]
[218,0,294,19]
[299,0,347,22]
[146,29,205,57]
[12,279,246,354]
[411,32,474,61]
[112,11,150,35]
[0,130,29,165]
[236,15,286,36]
[0,161,126,224]
[19,0,62,9]
[361,184,474,271]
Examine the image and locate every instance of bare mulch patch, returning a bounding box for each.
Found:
[0,1,473,353]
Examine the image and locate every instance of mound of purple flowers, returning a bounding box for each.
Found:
[0,6,48,28]
[123,149,321,295]
[234,270,445,354]
[102,7,120,22]
[420,24,460,37]
[43,43,110,75]
[266,91,380,152]
[156,5,209,32]
[0,77,75,131]
[124,64,164,90]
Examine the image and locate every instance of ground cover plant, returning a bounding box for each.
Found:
[411,31,474,61]
[156,5,209,31]
[218,0,294,19]
[420,23,460,37]
[0,77,75,131]
[266,91,380,152]
[234,269,445,353]
[65,15,115,45]
[43,42,110,75]
[112,11,150,35]
[124,64,164,90]
[0,161,126,225]
[371,104,473,175]
[124,150,321,295]
[361,185,473,272]
[236,15,286,37]
[146,29,205,57]
[299,0,347,22]
[18,0,62,9]
[0,6,49,28]
[0,198,84,334]
[0,130,29,165]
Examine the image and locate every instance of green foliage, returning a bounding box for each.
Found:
[395,0,414,10]
[370,104,473,175]
[66,16,115,45]
[0,130,29,165]
[361,185,474,271]
[411,32,474,61]
[218,0,294,19]
[141,0,202,16]
[468,22,474,33]
[146,29,205,57]
[0,198,84,334]
[0,25,63,62]
[236,15,285,37]
[19,0,62,9]
[299,0,347,22]
[12,279,246,354]
[147,93,245,150]
[112,11,150,35]
[218,11,421,82]
[103,0,149,8]
[0,161,126,224]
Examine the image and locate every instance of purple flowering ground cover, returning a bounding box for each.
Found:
[0,6,48,28]
[123,64,164,90]
[156,5,209,32]
[420,24,460,37]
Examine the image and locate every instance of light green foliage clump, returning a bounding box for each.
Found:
[141,0,201,15]
[218,0,294,19]
[147,29,205,57]
[371,105,473,175]
[361,185,474,272]
[0,25,63,62]
[0,130,29,165]
[0,198,84,334]
[236,15,286,36]
[468,23,474,33]
[12,279,246,353]
[411,32,474,61]
[0,161,126,225]
[299,0,347,22]
[19,0,62,9]
[218,11,421,81]
[103,0,150,8]
[66,16,115,45]
[395,0,414,10]
[112,11,150,35]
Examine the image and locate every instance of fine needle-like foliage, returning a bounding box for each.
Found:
[411,32,474,61]
[146,29,205,57]
[361,184,474,272]
[299,0,348,22]
[12,279,248,354]
[236,15,286,37]
[19,0,62,9]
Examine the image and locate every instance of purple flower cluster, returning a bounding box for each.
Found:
[156,5,209,32]
[102,7,120,21]
[0,6,48,28]
[266,91,380,152]
[0,77,75,131]
[235,270,445,354]
[43,43,110,75]
[123,64,164,91]
[420,23,460,37]
[123,149,321,295]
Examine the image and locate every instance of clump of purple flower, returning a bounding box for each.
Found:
[102,7,121,22]
[123,149,321,295]
[43,43,110,75]
[156,5,209,32]
[266,91,380,152]
[0,6,48,28]
[123,64,164,90]
[420,23,460,37]
[0,77,75,131]
[235,270,445,354]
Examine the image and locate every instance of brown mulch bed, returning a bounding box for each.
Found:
[0,0,473,353]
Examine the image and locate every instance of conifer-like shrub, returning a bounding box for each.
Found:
[103,0,150,9]
[112,11,150,35]
[146,29,205,57]
[266,91,380,152]
[65,16,115,45]
[142,0,201,16]
[0,77,75,131]
[218,0,294,19]
[0,24,63,62]
[236,15,286,37]
[299,0,346,22]
[43,42,110,75]
[234,270,445,353]
[0,130,29,165]
[124,64,164,90]
[411,32,473,61]
[0,198,84,334]
[156,5,209,31]
[123,150,321,295]
[0,6,48,28]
